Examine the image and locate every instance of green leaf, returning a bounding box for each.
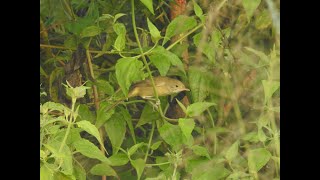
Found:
[114,35,126,51]
[140,0,154,15]
[178,118,195,140]
[80,26,101,38]
[113,23,126,36]
[76,120,104,149]
[109,152,129,166]
[64,83,90,99]
[248,148,271,172]
[41,101,65,113]
[151,141,162,150]
[197,165,231,180]
[188,66,211,102]
[114,13,126,23]
[193,0,203,17]
[95,79,115,96]
[159,122,184,150]
[40,165,55,180]
[147,18,161,41]
[241,132,259,143]
[105,111,127,154]
[74,163,86,180]
[77,104,95,123]
[149,50,172,76]
[136,104,161,127]
[131,158,146,180]
[186,102,216,117]
[90,162,117,177]
[175,99,187,114]
[149,46,185,75]
[119,107,136,144]
[262,80,280,104]
[191,145,211,159]
[225,140,239,162]
[96,101,115,128]
[163,15,197,45]
[115,57,144,96]
[242,0,261,21]
[59,144,73,175]
[73,139,109,162]
[128,142,146,156]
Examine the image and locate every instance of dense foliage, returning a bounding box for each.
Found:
[40,0,280,179]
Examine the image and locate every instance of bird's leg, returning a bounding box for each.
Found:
[146,98,161,111]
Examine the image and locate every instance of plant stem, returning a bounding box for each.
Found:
[131,0,159,101]
[144,120,155,162]
[59,98,76,152]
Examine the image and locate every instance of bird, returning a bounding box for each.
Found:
[128,76,189,99]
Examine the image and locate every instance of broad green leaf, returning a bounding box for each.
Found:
[227,171,251,179]
[149,46,185,75]
[59,144,73,175]
[140,0,154,15]
[90,162,117,177]
[109,152,129,166]
[151,141,162,150]
[178,118,195,140]
[118,107,136,144]
[114,13,126,23]
[186,102,216,117]
[41,101,65,113]
[77,104,95,123]
[147,18,161,41]
[225,140,239,162]
[188,66,211,102]
[114,35,126,51]
[149,49,172,76]
[95,79,115,96]
[197,166,231,180]
[80,26,101,38]
[73,139,109,162]
[131,158,146,180]
[115,57,143,96]
[242,0,261,21]
[113,23,126,35]
[96,101,115,128]
[105,111,127,154]
[248,148,272,172]
[65,17,95,36]
[136,103,161,127]
[159,122,184,150]
[262,80,280,104]
[191,145,210,159]
[76,120,104,149]
[163,15,197,45]
[193,0,203,17]
[128,142,146,156]
[74,163,86,180]
[40,165,55,180]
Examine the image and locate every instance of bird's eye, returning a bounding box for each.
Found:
[175,85,179,87]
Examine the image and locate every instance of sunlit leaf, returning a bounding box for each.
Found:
[131,158,146,180]
[159,122,184,150]
[140,0,154,14]
[191,145,210,159]
[186,102,216,117]
[248,148,271,172]
[73,139,109,162]
[178,118,195,140]
[105,111,127,154]
[225,140,239,162]
[80,26,101,38]
[77,120,104,149]
[147,18,161,41]
[109,152,129,166]
[90,162,117,177]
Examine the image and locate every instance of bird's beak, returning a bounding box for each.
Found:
[182,88,190,91]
